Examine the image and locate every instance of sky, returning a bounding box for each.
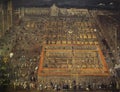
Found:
[12,0,119,9]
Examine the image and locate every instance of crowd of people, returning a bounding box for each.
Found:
[0,9,119,91]
[42,15,98,45]
[44,46,102,69]
[37,76,118,91]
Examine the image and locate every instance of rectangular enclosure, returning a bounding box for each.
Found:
[38,44,109,77]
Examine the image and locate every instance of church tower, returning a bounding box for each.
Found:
[50,4,59,16]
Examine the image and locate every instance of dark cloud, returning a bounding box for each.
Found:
[12,0,119,9]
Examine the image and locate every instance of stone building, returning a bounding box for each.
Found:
[18,4,89,17]
[0,0,12,37]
